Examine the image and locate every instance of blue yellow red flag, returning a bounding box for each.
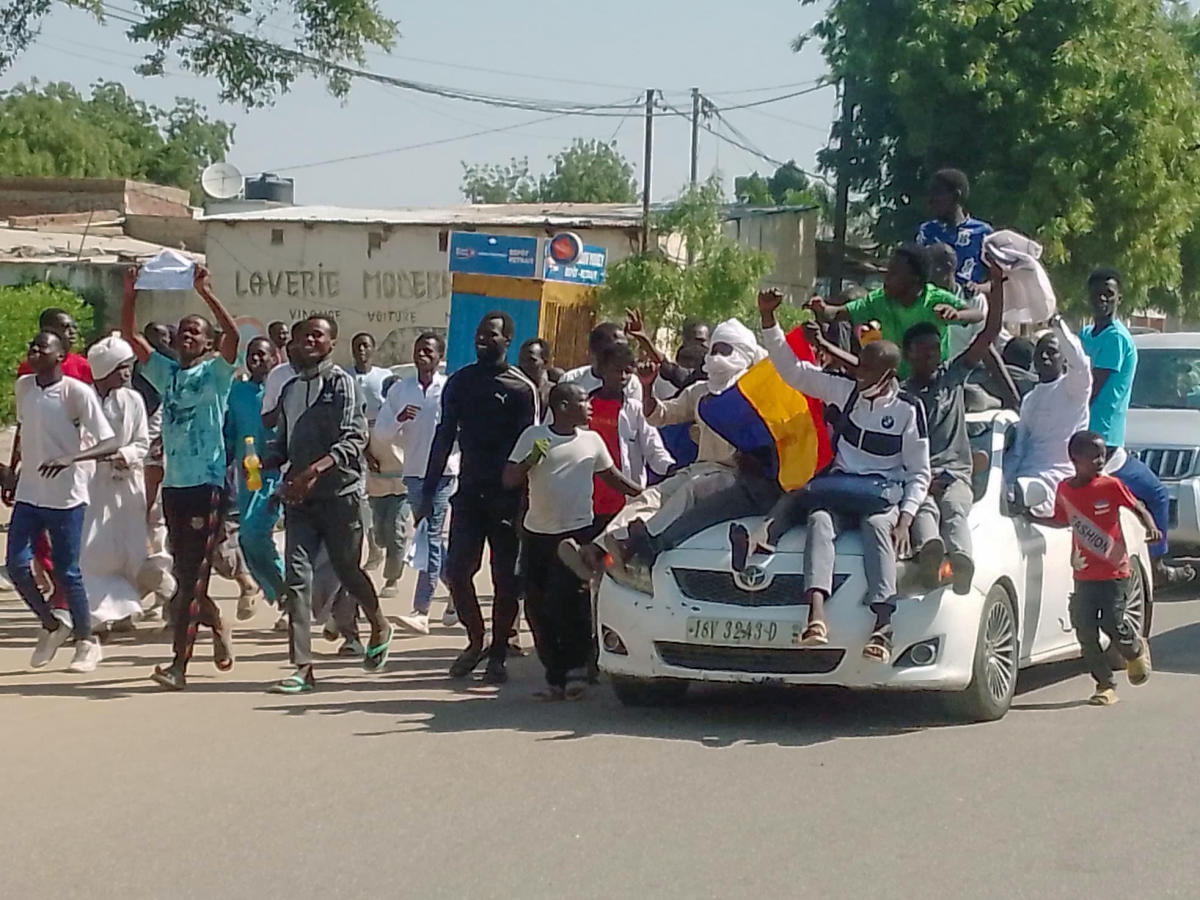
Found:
[696,327,833,491]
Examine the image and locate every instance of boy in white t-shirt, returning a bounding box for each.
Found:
[504,383,641,699]
[4,332,119,673]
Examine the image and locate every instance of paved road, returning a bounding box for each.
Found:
[3,565,1200,900]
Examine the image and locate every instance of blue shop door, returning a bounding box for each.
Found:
[446,293,541,373]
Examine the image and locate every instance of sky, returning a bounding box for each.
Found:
[1,1,836,208]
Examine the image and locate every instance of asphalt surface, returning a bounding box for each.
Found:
[3,563,1200,900]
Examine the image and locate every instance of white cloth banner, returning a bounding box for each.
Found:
[135,249,196,291]
[981,229,1057,325]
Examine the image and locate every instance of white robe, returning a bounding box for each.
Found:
[1004,319,1092,516]
[81,387,152,626]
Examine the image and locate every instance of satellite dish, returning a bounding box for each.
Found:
[201,162,244,200]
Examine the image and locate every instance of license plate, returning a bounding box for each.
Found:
[685,617,800,647]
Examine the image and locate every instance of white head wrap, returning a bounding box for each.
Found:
[704,318,767,394]
[87,332,135,381]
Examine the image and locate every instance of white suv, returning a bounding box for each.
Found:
[1125,332,1200,566]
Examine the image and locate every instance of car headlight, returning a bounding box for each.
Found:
[605,558,653,595]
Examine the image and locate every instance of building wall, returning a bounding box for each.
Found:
[722,208,819,300]
[203,220,640,366]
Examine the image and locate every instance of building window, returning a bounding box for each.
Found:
[271,228,284,245]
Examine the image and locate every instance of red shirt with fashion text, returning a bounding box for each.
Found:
[1052,474,1139,581]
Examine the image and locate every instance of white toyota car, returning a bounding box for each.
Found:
[597,410,1154,721]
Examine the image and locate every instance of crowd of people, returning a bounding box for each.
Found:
[0,168,1174,705]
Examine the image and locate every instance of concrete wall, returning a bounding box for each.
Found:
[722,208,819,300]
[202,220,641,366]
[0,178,191,219]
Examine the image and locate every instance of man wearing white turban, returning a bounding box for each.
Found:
[81,334,160,630]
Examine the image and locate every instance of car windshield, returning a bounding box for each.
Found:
[1130,349,1200,409]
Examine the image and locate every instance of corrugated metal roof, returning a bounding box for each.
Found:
[204,203,649,228]
[0,226,204,264]
[202,202,818,228]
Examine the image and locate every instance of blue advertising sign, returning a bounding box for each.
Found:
[448,231,539,278]
[544,243,607,285]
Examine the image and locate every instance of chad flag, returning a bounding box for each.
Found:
[696,327,833,491]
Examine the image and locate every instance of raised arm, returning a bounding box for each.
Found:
[1052,315,1093,399]
[122,267,153,364]
[194,266,239,364]
[959,263,1007,368]
[759,290,852,404]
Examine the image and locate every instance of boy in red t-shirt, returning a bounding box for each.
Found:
[1039,430,1159,705]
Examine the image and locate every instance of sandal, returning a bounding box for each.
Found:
[862,626,894,664]
[532,686,566,701]
[564,668,589,700]
[798,620,829,647]
[270,670,315,694]
[150,664,186,691]
[362,623,395,673]
[213,621,235,672]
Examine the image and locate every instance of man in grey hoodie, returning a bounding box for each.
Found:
[264,315,394,693]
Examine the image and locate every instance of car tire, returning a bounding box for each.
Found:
[945,584,1018,723]
[611,675,689,707]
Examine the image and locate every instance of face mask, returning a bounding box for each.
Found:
[704,352,745,393]
[859,369,896,400]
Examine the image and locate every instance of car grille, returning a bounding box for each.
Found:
[655,642,845,674]
[672,568,848,608]
[1134,447,1196,480]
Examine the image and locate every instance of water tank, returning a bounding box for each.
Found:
[244,173,295,204]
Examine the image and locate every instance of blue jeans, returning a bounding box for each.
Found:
[238,471,285,603]
[6,502,90,639]
[369,492,411,582]
[404,475,455,613]
[1114,455,1170,558]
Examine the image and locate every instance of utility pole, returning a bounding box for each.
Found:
[689,87,701,187]
[830,78,852,295]
[641,88,655,252]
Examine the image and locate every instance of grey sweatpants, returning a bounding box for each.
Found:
[284,494,381,667]
[911,477,973,558]
[804,507,900,610]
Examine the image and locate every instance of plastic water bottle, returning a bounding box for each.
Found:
[243,437,263,491]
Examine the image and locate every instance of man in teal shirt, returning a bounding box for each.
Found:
[225,336,285,620]
[1079,267,1137,448]
[815,244,981,378]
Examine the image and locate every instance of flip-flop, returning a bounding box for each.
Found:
[270,672,314,694]
[862,626,894,664]
[532,686,566,701]
[362,623,394,673]
[729,523,751,573]
[798,620,829,647]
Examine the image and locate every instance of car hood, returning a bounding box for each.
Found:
[1126,408,1200,448]
[672,517,865,556]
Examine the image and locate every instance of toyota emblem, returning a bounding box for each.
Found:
[734,565,770,591]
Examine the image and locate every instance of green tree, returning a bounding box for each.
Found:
[596,181,784,337]
[734,161,833,219]
[0,1,396,108]
[461,139,637,204]
[799,0,1200,314]
[0,282,94,424]
[0,81,233,202]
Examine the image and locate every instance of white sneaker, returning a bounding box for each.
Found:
[0,571,15,593]
[379,580,399,599]
[67,637,103,673]
[442,606,459,628]
[31,624,72,668]
[397,611,430,635]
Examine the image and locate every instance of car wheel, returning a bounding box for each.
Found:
[611,675,689,707]
[945,584,1018,722]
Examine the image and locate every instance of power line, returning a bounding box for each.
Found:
[717,83,832,111]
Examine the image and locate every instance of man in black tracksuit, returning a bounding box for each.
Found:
[264,315,394,694]
[416,311,537,684]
